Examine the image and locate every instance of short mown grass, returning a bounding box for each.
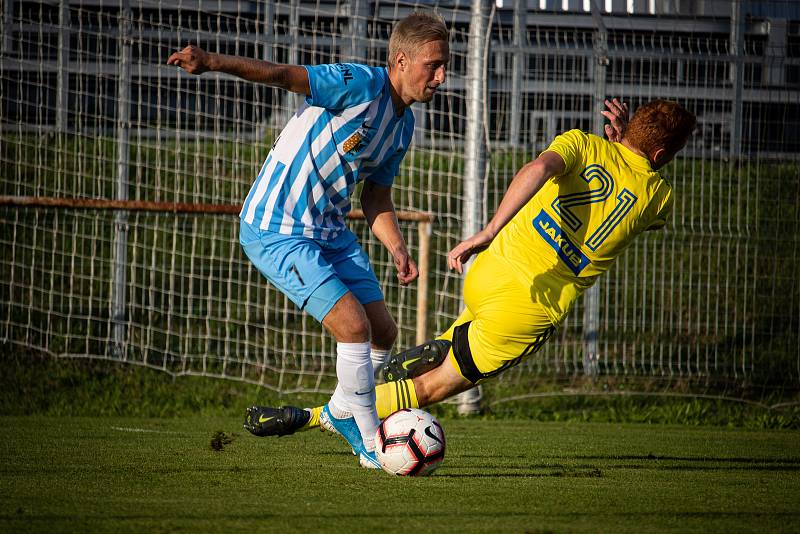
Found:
[2,416,800,533]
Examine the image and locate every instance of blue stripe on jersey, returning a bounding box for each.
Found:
[240,154,271,217]
[312,164,348,222]
[241,64,414,240]
[289,178,317,236]
[267,153,312,234]
[248,159,286,226]
[264,110,333,233]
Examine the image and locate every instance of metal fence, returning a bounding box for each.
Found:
[1,0,799,402]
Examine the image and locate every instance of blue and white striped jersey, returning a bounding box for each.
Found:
[240,63,415,240]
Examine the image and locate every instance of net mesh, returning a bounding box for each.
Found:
[1,0,799,400]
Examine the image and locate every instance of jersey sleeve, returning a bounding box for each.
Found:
[304,63,383,110]
[645,189,674,231]
[542,129,588,178]
[362,146,406,187]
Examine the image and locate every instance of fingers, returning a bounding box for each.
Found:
[602,98,629,142]
[167,45,193,65]
[167,45,206,73]
[447,244,469,274]
[398,260,419,285]
[166,52,182,66]
[448,256,463,274]
[604,98,627,118]
[394,254,419,286]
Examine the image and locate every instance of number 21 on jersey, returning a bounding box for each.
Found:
[551,164,638,251]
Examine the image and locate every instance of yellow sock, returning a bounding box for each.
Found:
[302,379,419,429]
[302,406,323,430]
[375,379,420,418]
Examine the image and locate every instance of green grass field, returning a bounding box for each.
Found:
[3,416,799,533]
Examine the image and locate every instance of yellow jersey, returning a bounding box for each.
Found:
[486,129,673,324]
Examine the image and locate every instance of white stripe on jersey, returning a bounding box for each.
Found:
[256,105,326,230]
[359,98,396,158]
[240,65,413,240]
[277,101,371,234]
[239,156,270,219]
[362,121,403,173]
[242,156,279,225]
[244,102,323,225]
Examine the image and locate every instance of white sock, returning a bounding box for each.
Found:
[334,341,379,452]
[331,347,388,416]
[329,349,389,417]
[371,348,391,378]
[329,385,351,419]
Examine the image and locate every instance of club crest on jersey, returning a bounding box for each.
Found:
[341,124,374,156]
[342,131,365,154]
[533,210,591,275]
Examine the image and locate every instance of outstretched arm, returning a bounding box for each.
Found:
[447,151,565,273]
[167,45,310,95]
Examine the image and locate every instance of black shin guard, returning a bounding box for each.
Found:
[380,339,451,382]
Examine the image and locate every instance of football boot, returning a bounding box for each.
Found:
[243,405,310,437]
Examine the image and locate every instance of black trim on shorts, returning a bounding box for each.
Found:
[452,321,482,384]
[452,321,557,384]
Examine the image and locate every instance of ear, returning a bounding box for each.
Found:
[651,147,667,165]
[395,51,408,71]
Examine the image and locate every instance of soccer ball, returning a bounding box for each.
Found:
[374,408,445,476]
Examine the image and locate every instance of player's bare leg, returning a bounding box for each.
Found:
[363,300,397,382]
[409,355,473,406]
[379,339,452,382]
[318,292,382,468]
[363,300,398,352]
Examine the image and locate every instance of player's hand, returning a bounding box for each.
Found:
[601,98,629,142]
[447,229,494,274]
[167,45,212,75]
[393,251,419,286]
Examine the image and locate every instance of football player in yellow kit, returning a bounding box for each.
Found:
[244,99,695,437]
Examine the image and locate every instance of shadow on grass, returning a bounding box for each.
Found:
[438,454,800,477]
[435,469,604,479]
[566,454,800,464]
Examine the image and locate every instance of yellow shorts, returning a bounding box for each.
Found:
[438,251,556,384]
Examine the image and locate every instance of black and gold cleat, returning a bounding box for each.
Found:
[243,405,310,437]
[379,339,451,382]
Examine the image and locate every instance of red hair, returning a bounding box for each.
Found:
[625,100,696,156]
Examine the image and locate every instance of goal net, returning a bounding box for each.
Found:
[1,0,798,402]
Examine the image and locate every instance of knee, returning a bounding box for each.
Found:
[371,317,398,350]
[341,317,371,343]
[323,294,372,342]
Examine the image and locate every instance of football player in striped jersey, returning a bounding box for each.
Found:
[169,11,450,468]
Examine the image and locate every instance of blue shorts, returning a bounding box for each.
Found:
[239,221,384,322]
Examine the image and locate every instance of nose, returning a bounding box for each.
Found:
[435,65,446,85]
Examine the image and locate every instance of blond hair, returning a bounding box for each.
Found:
[388,11,449,67]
